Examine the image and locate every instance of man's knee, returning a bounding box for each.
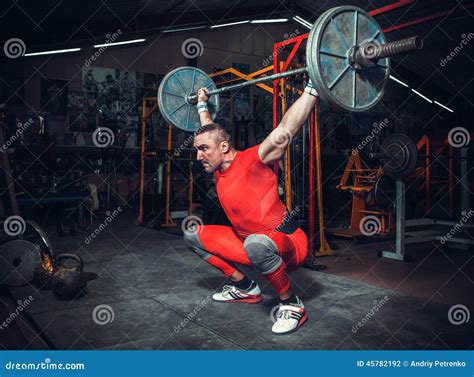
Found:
[243,234,282,274]
[183,228,210,260]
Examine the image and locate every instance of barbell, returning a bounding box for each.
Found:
[158,5,423,132]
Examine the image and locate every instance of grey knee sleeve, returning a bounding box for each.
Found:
[243,234,282,275]
[183,230,211,260]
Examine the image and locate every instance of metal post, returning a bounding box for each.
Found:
[381,179,407,261]
[279,64,292,211]
[163,124,176,227]
[308,110,315,258]
[314,104,333,256]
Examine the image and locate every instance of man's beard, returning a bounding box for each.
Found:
[202,161,215,173]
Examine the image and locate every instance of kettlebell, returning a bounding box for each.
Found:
[51,254,98,300]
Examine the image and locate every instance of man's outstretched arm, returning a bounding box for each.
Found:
[258,81,318,165]
[197,88,213,126]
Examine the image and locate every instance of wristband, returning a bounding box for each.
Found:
[197,101,208,114]
[304,78,319,97]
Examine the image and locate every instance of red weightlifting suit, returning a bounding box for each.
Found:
[195,144,308,294]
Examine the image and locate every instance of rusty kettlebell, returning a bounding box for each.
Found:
[51,254,98,300]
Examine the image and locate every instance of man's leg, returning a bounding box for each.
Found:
[183,225,262,303]
[184,225,251,276]
[243,229,308,333]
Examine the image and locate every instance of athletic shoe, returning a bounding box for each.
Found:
[271,296,308,334]
[212,281,263,303]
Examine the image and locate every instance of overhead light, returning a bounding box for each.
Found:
[163,25,207,33]
[389,75,409,88]
[94,39,146,48]
[292,17,311,29]
[411,88,432,103]
[210,20,250,28]
[250,19,288,24]
[434,100,454,112]
[292,15,312,29]
[24,48,81,57]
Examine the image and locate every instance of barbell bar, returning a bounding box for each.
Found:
[158,6,423,132]
[185,36,421,104]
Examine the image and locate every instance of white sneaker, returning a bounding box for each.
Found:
[212,281,263,303]
[271,296,308,334]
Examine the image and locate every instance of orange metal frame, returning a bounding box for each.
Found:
[330,151,394,238]
[137,97,192,227]
[415,135,454,215]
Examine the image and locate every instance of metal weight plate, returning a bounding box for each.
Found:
[381,134,418,179]
[22,220,54,259]
[0,240,42,286]
[374,175,396,209]
[307,6,390,112]
[157,66,220,132]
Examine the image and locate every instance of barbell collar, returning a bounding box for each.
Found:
[187,67,308,104]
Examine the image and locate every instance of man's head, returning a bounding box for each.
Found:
[193,123,233,173]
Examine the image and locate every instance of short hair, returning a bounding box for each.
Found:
[195,123,232,145]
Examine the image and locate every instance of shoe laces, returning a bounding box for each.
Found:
[221,285,235,294]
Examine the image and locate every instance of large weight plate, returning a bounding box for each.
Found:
[0,240,41,286]
[381,134,417,179]
[157,67,220,132]
[307,6,390,112]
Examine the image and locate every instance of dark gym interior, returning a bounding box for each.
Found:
[0,0,472,350]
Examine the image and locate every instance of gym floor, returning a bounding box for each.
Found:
[2,212,472,350]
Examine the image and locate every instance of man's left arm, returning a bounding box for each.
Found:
[258,82,318,165]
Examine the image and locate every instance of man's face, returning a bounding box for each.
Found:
[194,131,228,173]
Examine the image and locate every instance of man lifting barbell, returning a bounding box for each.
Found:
[183,81,319,334]
[155,5,423,334]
